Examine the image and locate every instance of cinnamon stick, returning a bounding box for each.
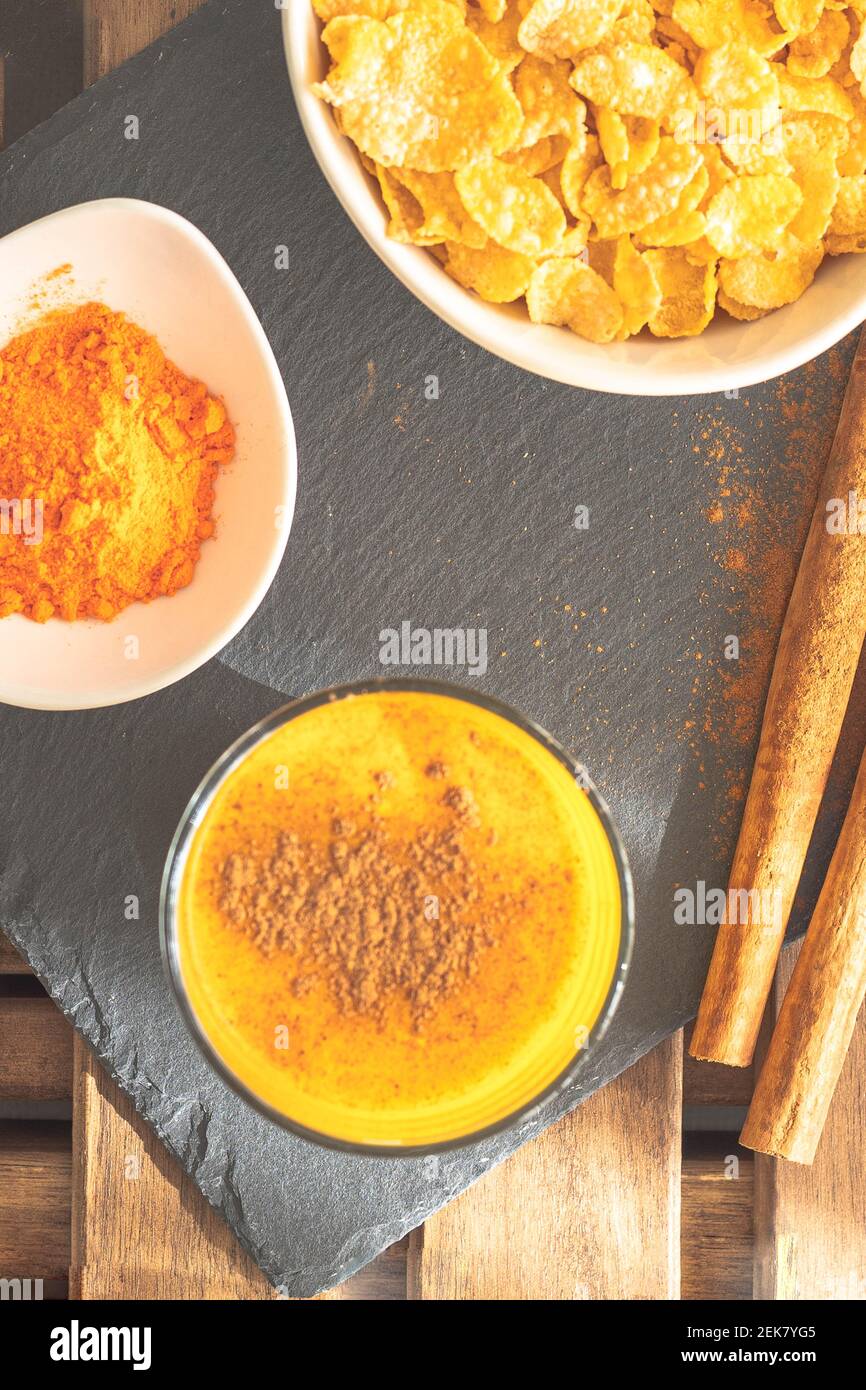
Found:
[740,745,866,1164]
[690,324,866,1067]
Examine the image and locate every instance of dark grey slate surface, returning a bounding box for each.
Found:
[0,0,863,1295]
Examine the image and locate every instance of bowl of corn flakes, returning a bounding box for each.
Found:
[286,0,866,396]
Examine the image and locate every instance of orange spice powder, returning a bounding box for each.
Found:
[684,352,849,838]
[0,301,235,622]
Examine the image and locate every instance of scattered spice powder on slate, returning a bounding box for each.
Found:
[684,354,849,837]
[217,769,515,1032]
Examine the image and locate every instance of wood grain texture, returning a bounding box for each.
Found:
[410,1035,683,1300]
[0,1122,71,1280]
[83,0,205,84]
[316,1237,409,1300]
[682,1023,754,1107]
[681,1140,753,1301]
[0,930,31,975]
[70,1036,277,1299]
[754,942,866,1299]
[0,997,72,1100]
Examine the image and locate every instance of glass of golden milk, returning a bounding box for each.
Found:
[161,680,633,1153]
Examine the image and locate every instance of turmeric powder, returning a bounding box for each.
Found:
[0,301,235,622]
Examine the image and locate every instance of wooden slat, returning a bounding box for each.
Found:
[754,942,866,1299]
[70,1036,277,1299]
[318,1237,408,1301]
[0,1121,71,1280]
[681,1139,753,1301]
[70,1023,402,1299]
[682,1022,754,1108]
[0,997,72,1100]
[83,0,205,85]
[0,931,31,975]
[410,1034,682,1300]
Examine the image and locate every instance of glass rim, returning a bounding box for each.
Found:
[160,675,635,1158]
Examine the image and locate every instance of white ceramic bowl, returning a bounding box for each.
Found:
[285,5,866,396]
[0,199,297,710]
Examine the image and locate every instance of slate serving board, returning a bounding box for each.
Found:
[1,0,863,1297]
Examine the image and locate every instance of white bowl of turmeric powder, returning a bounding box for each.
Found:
[0,199,296,710]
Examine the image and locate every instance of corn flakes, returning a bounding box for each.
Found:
[314,2,522,171]
[705,173,802,255]
[527,257,625,340]
[311,0,866,339]
[455,157,567,253]
[645,246,718,334]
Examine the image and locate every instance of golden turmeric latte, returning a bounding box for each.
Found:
[177,689,624,1148]
[0,302,234,622]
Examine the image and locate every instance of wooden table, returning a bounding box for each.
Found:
[1,0,865,1302]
